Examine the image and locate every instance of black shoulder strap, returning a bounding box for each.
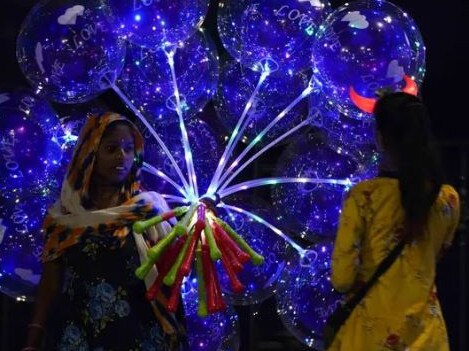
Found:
[342,239,406,311]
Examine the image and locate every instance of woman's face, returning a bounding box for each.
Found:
[92,123,135,186]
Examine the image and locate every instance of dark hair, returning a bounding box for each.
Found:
[374,92,443,239]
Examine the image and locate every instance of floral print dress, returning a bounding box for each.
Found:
[330,177,460,351]
[51,232,185,351]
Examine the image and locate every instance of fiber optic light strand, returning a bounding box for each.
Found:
[107,76,191,196]
[214,85,313,192]
[164,46,199,199]
[142,162,189,199]
[219,177,353,198]
[219,203,305,255]
[160,194,190,204]
[217,117,313,192]
[207,70,270,196]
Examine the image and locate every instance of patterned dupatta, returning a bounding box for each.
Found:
[41,112,164,262]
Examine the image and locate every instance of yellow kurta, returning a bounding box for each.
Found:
[330,178,460,351]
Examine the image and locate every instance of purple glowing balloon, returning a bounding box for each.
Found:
[311,0,425,119]
[16,0,125,103]
[307,86,380,176]
[218,0,332,74]
[139,116,223,200]
[216,202,289,305]
[271,136,361,241]
[118,29,219,126]
[308,87,375,147]
[107,0,210,48]
[276,240,342,349]
[0,92,63,199]
[0,192,56,301]
[182,274,240,351]
[214,60,308,145]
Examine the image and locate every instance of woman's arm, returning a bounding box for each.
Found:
[437,185,461,260]
[23,259,63,350]
[331,189,365,293]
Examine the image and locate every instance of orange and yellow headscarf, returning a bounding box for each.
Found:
[42,112,167,262]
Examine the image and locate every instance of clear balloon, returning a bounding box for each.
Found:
[0,192,56,301]
[140,116,223,201]
[276,241,342,349]
[0,92,63,199]
[16,0,125,103]
[118,29,219,126]
[309,88,375,147]
[214,61,308,145]
[0,89,60,129]
[271,136,360,241]
[312,0,425,119]
[308,87,380,175]
[218,0,332,74]
[106,0,210,48]
[182,274,240,351]
[216,201,289,305]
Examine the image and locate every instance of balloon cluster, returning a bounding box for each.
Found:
[3,0,427,348]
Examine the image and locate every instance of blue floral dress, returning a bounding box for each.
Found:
[50,233,186,351]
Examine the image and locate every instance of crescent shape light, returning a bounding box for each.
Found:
[349,75,419,114]
[401,75,418,96]
[349,86,377,114]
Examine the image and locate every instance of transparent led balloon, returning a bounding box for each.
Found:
[0,89,61,129]
[312,0,425,119]
[271,136,359,241]
[215,61,308,145]
[139,117,223,200]
[307,86,380,176]
[118,29,219,127]
[182,274,240,351]
[216,204,289,305]
[16,0,125,103]
[106,0,210,48]
[308,88,375,147]
[0,192,56,301]
[218,0,332,74]
[276,241,342,349]
[0,99,63,199]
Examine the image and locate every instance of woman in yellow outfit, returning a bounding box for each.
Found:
[329,92,460,351]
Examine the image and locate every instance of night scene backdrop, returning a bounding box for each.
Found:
[1,0,468,350]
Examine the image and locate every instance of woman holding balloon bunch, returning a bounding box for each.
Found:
[22,113,188,350]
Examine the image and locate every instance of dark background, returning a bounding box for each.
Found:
[1,0,468,350]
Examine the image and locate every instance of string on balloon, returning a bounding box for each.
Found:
[219,203,328,266]
[219,177,353,199]
[206,59,276,196]
[104,74,193,200]
[142,161,189,198]
[163,43,199,200]
[160,194,190,205]
[217,117,313,194]
[213,79,314,193]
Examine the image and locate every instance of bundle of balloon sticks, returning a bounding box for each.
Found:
[133,202,264,316]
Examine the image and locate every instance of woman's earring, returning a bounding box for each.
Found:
[134,154,143,167]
